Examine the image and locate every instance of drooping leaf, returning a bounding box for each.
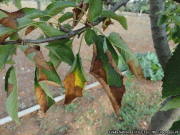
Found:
[24,46,50,71]
[101,11,127,30]
[84,28,96,46]
[41,62,62,86]
[0,17,18,29]
[58,12,73,23]
[107,32,144,78]
[25,26,35,35]
[72,1,89,28]
[63,53,87,104]
[162,44,180,98]
[46,42,75,66]
[0,17,33,43]
[42,1,76,21]
[169,120,180,131]
[0,44,15,71]
[48,51,62,70]
[102,18,114,31]
[5,66,20,125]
[90,43,125,120]
[88,0,102,22]
[104,37,118,66]
[34,68,55,113]
[21,8,45,19]
[161,96,180,111]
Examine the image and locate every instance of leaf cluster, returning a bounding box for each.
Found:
[135,51,164,81]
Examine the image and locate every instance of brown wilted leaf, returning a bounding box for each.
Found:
[128,60,145,78]
[72,0,89,28]
[120,36,145,78]
[0,17,18,29]
[36,85,49,113]
[90,43,125,120]
[25,26,35,35]
[63,72,86,104]
[24,46,50,71]
[0,33,12,44]
[0,9,25,19]
[7,83,14,97]
[0,9,25,43]
[102,18,114,32]
[0,9,25,29]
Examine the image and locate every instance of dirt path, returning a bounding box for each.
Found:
[0,2,176,135]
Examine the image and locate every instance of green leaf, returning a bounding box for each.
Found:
[93,35,108,65]
[0,44,15,71]
[104,63,122,87]
[27,52,36,64]
[76,53,88,82]
[39,82,54,99]
[118,54,128,72]
[6,56,15,65]
[5,66,14,93]
[161,96,180,111]
[84,28,96,46]
[107,32,139,67]
[42,1,76,21]
[171,15,180,26]
[165,4,175,14]
[46,40,75,66]
[41,62,62,86]
[101,11,127,30]
[63,23,72,30]
[162,44,180,98]
[89,0,102,22]
[22,8,46,19]
[10,33,19,40]
[0,11,8,20]
[47,95,55,107]
[105,37,118,65]
[15,0,21,9]
[0,27,16,37]
[35,22,65,37]
[58,12,73,23]
[48,51,62,70]
[157,14,168,27]
[169,120,180,131]
[5,66,20,125]
[84,0,89,4]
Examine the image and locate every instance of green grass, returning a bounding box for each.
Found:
[65,102,81,113]
[96,74,162,133]
[83,91,96,101]
[53,125,70,134]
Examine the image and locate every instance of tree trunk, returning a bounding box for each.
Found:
[35,0,41,10]
[148,0,180,131]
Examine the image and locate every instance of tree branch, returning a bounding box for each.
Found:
[3,0,130,45]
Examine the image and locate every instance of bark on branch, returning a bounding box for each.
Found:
[3,0,130,45]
